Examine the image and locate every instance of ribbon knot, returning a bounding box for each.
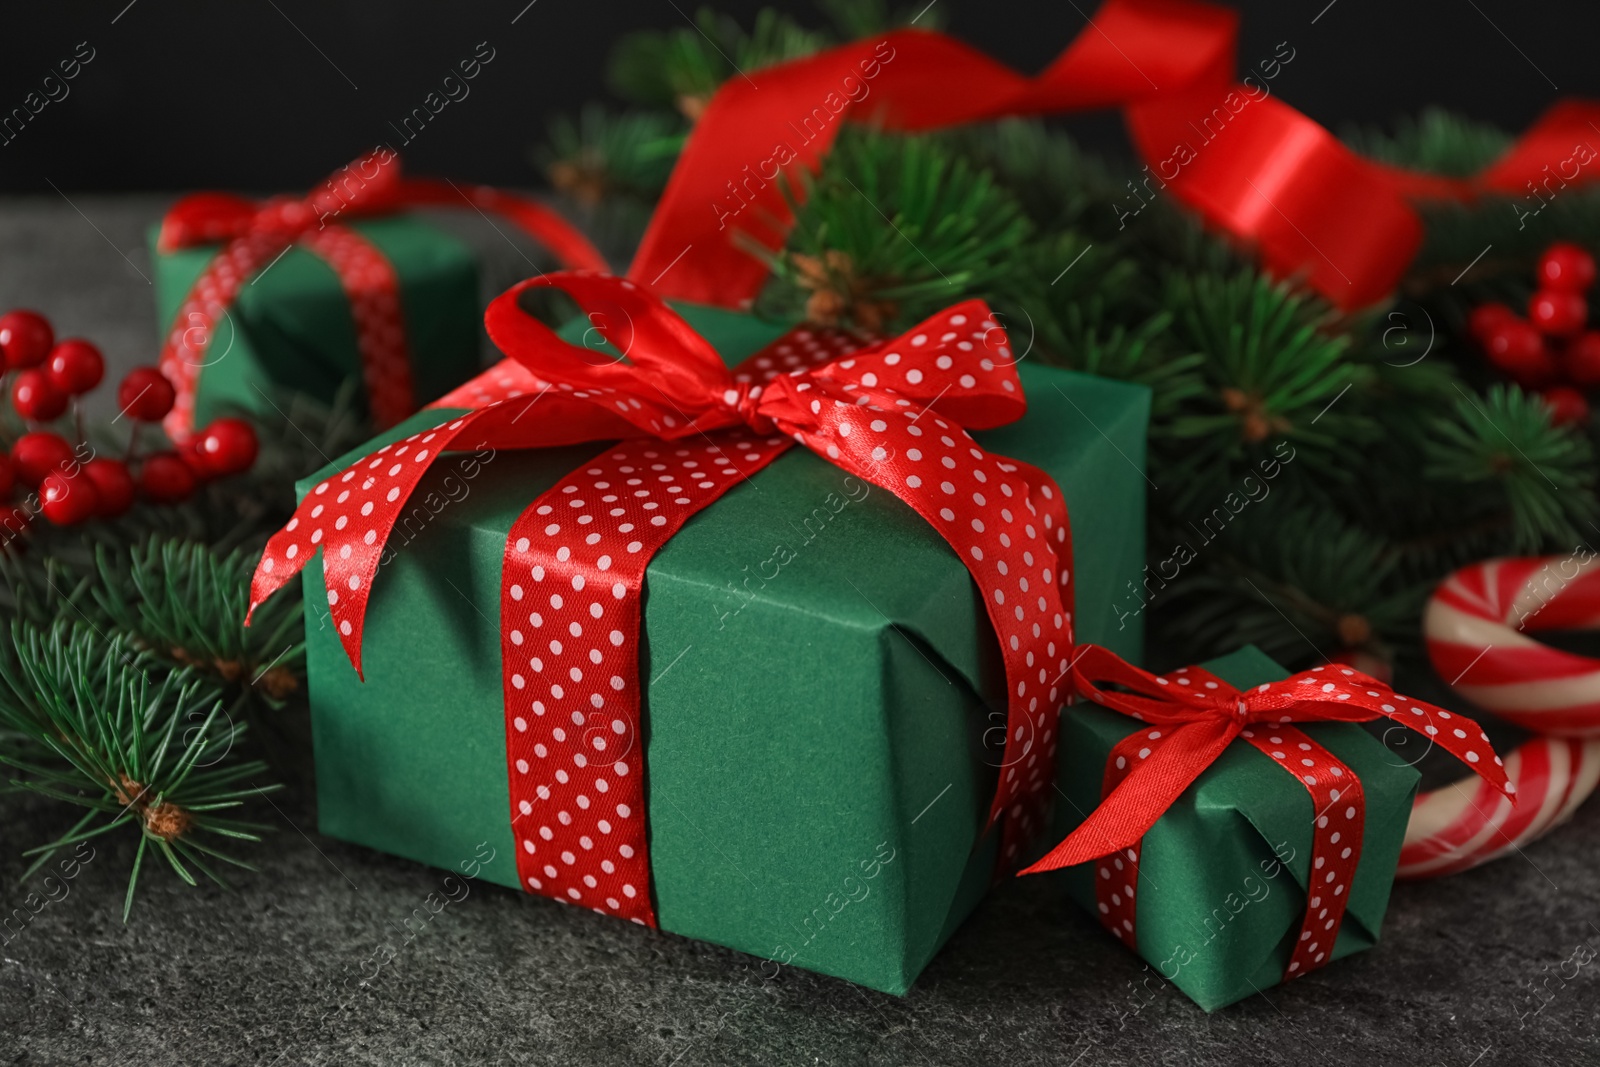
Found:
[479,273,1031,447]
[721,381,771,434]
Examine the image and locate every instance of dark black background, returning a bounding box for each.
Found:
[4,0,1599,192]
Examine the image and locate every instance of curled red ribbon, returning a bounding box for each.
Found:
[629,0,1600,313]
[249,271,1075,924]
[1028,645,1512,980]
[157,150,608,441]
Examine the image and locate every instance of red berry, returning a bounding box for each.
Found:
[1540,385,1591,427]
[1484,318,1558,386]
[177,439,213,481]
[82,458,136,518]
[45,339,105,395]
[12,369,68,422]
[39,470,99,526]
[1563,331,1600,387]
[1529,289,1588,338]
[1468,302,1517,342]
[0,310,54,369]
[138,451,198,504]
[10,432,75,488]
[195,417,259,477]
[1537,242,1597,292]
[117,366,176,423]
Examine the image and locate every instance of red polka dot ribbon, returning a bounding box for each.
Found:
[1024,645,1513,981]
[247,271,1075,925]
[156,150,608,441]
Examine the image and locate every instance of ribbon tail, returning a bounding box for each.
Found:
[1022,717,1237,871]
[248,383,645,674]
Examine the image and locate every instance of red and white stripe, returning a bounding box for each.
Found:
[1399,736,1600,878]
[1402,555,1600,878]
[1425,555,1600,736]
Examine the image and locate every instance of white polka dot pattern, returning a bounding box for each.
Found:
[1237,720,1362,980]
[500,430,792,922]
[250,272,1080,923]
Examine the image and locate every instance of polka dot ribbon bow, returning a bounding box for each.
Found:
[1023,644,1513,979]
[248,270,1076,926]
[156,150,606,442]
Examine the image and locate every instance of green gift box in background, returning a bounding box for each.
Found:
[1050,646,1422,1011]
[148,154,607,438]
[295,302,1150,994]
[151,216,481,430]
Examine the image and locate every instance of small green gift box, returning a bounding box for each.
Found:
[294,300,1151,994]
[151,216,481,429]
[149,154,605,437]
[1050,646,1422,1010]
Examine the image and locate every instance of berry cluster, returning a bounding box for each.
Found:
[0,309,258,533]
[1469,242,1600,426]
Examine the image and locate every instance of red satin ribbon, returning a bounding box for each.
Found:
[629,0,1600,312]
[156,151,608,441]
[1027,645,1512,980]
[248,271,1074,924]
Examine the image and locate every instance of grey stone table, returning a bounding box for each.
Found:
[2,197,1599,1066]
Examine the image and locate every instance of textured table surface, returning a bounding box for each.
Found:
[2,197,1599,1067]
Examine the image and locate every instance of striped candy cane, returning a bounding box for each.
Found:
[1402,555,1600,877]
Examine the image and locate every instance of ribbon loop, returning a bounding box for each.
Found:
[484,274,737,438]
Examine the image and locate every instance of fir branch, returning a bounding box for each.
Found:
[1424,383,1599,551]
[1156,497,1421,670]
[1159,270,1375,508]
[536,104,683,207]
[1342,108,1512,178]
[1014,231,1206,430]
[92,537,304,704]
[815,0,947,36]
[608,8,829,119]
[0,622,277,920]
[533,105,685,260]
[759,129,1033,331]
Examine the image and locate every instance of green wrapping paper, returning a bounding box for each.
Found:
[149,216,481,426]
[1052,646,1422,1010]
[299,302,1150,993]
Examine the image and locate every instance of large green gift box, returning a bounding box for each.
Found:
[150,217,481,427]
[1052,646,1422,1010]
[299,303,1150,994]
